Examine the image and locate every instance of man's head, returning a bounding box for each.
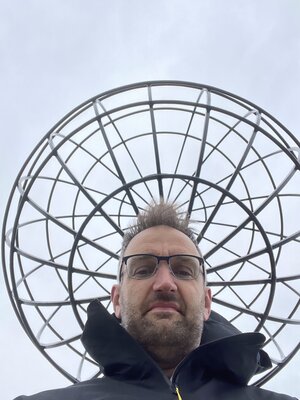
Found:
[111,202,212,376]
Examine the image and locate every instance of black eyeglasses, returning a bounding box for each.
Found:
[121,254,205,280]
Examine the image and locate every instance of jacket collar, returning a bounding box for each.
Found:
[81,300,271,386]
[81,299,168,386]
[200,310,272,383]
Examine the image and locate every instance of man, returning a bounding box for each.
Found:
[15,202,297,399]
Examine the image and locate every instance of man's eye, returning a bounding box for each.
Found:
[132,265,153,277]
[172,265,194,278]
[176,268,193,277]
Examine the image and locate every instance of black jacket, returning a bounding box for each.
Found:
[15,300,297,399]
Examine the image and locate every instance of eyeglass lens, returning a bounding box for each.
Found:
[125,255,201,280]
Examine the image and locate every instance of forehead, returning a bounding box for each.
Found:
[124,225,200,256]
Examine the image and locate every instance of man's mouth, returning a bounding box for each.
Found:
[148,302,181,313]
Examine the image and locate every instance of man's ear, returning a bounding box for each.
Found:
[204,287,212,321]
[111,284,121,318]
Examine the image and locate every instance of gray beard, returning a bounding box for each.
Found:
[120,293,205,369]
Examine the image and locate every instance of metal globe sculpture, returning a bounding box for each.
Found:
[2,81,300,385]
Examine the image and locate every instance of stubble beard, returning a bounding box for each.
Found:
[120,292,205,370]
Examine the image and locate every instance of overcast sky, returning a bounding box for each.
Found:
[1,1,300,399]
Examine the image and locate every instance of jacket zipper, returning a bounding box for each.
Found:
[170,350,196,399]
[175,386,183,400]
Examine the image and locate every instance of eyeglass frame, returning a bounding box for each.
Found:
[120,253,206,281]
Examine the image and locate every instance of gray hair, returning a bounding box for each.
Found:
[117,201,201,281]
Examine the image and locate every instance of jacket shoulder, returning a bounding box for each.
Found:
[248,385,298,400]
[13,379,105,400]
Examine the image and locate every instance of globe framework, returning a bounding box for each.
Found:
[2,80,300,385]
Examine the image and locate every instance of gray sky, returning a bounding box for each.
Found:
[1,0,300,398]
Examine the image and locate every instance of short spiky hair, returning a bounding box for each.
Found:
[118,201,200,281]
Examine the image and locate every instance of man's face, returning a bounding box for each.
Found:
[111,225,212,367]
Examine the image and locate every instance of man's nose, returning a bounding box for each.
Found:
[152,262,178,292]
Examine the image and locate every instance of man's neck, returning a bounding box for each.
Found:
[163,367,175,379]
[144,344,189,378]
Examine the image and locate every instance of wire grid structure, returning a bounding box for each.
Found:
[2,80,300,386]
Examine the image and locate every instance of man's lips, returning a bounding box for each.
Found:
[148,302,181,313]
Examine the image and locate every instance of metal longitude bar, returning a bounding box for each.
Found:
[188,89,211,215]
[148,85,164,198]
[198,110,261,242]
